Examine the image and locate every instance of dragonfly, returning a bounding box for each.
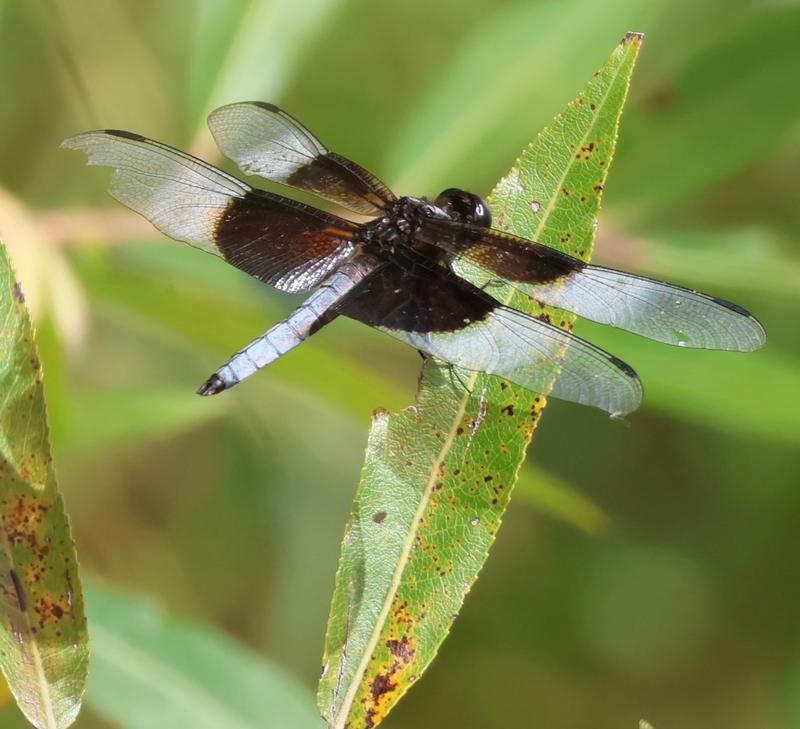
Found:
[62,102,766,416]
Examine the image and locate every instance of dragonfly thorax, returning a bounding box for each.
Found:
[359,196,438,253]
[359,191,491,257]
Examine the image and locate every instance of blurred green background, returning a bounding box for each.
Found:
[1,0,799,727]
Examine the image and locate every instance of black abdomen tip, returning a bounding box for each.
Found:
[197,373,227,396]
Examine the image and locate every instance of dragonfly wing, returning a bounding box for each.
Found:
[207,102,395,215]
[62,130,358,293]
[417,218,766,351]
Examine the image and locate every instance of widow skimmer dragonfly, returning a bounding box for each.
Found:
[62,102,765,416]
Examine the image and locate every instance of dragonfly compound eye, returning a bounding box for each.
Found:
[435,188,492,228]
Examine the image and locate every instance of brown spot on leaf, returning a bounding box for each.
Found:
[372,510,387,524]
[33,594,69,629]
[13,283,25,303]
[9,569,26,612]
[368,671,398,720]
[2,495,49,550]
[575,142,596,161]
[386,635,414,673]
[24,563,38,584]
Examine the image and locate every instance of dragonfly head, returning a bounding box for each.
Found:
[434,188,492,229]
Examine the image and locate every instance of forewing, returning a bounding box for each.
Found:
[207,102,395,216]
[62,130,357,293]
[335,261,642,415]
[417,218,766,351]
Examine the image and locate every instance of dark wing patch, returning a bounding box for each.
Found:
[61,130,357,293]
[336,261,642,415]
[215,190,357,292]
[415,217,580,285]
[207,102,395,216]
[334,258,495,333]
[417,218,766,351]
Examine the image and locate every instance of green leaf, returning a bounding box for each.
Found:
[318,34,642,728]
[0,242,88,727]
[83,580,320,729]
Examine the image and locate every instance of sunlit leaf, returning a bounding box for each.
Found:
[83,580,320,729]
[0,242,88,727]
[318,35,642,728]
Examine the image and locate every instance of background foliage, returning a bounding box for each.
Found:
[0,1,798,727]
